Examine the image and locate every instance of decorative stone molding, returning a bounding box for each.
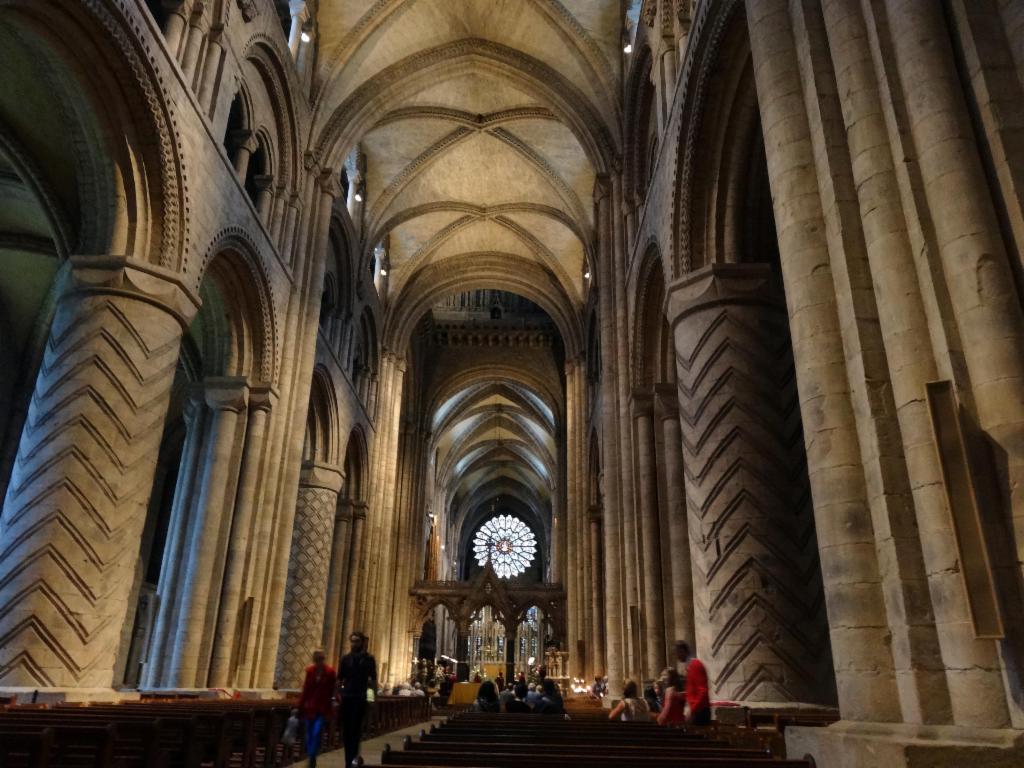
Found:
[299,461,345,494]
[667,264,830,703]
[0,261,192,687]
[275,483,339,688]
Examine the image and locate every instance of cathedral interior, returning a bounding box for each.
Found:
[2,0,1024,765]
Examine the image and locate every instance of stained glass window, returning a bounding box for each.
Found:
[473,514,537,578]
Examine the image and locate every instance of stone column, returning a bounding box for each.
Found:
[166,377,249,688]
[230,130,258,182]
[631,390,666,679]
[668,263,831,703]
[654,385,694,646]
[588,505,605,679]
[254,168,341,689]
[178,7,206,85]
[745,0,902,719]
[594,175,624,698]
[207,384,276,687]
[611,171,640,679]
[504,621,516,684]
[275,462,344,689]
[456,627,469,682]
[161,0,189,58]
[322,498,354,665]
[196,25,223,113]
[0,257,196,690]
[143,391,206,688]
[340,501,367,644]
[253,175,275,223]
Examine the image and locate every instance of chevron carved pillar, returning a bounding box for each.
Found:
[275,461,343,689]
[667,263,831,704]
[0,257,197,690]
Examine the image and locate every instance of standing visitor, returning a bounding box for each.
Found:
[338,632,377,768]
[495,672,506,691]
[608,680,651,722]
[297,649,336,768]
[675,641,711,725]
[656,669,686,725]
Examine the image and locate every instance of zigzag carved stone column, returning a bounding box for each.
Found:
[0,258,197,690]
[275,462,343,689]
[668,263,831,704]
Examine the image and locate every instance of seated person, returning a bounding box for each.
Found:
[505,682,532,713]
[534,679,565,715]
[609,680,651,722]
[472,680,500,712]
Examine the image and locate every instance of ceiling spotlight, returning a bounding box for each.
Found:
[379,268,388,276]
[354,192,363,202]
[584,270,591,279]
[623,43,633,54]
[441,544,446,551]
[300,31,311,43]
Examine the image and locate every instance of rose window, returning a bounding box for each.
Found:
[473,515,537,578]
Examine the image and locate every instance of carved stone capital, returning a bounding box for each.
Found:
[666,263,779,328]
[248,383,278,412]
[318,168,344,199]
[68,255,201,330]
[299,461,345,493]
[229,128,257,153]
[593,174,612,204]
[653,383,679,420]
[202,376,249,412]
[336,498,355,522]
[630,388,655,419]
[351,500,369,520]
[251,173,274,192]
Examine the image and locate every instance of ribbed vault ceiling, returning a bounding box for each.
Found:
[313,0,623,313]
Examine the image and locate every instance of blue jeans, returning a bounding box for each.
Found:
[305,714,325,761]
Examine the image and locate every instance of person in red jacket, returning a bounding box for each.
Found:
[675,640,711,725]
[297,648,337,767]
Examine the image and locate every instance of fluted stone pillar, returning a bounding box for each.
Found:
[668,264,831,703]
[631,390,666,679]
[0,257,196,690]
[594,175,624,698]
[166,377,249,688]
[745,0,906,720]
[654,384,694,647]
[588,505,605,679]
[456,628,469,682]
[208,384,276,687]
[323,498,354,665]
[340,501,368,645]
[143,391,206,688]
[275,462,344,689]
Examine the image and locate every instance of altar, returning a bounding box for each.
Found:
[448,681,481,705]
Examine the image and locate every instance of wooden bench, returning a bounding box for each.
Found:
[367,712,816,768]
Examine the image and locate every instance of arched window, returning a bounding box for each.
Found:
[473,515,537,578]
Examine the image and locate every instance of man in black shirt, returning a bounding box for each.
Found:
[337,632,377,768]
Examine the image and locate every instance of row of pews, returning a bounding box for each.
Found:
[0,695,431,767]
[374,709,820,768]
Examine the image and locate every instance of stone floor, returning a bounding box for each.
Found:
[312,716,444,767]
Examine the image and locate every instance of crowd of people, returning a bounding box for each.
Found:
[293,632,377,768]
[291,636,711,766]
[601,640,711,725]
[473,678,567,716]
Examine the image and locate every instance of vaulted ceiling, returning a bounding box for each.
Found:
[312,0,624,316]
